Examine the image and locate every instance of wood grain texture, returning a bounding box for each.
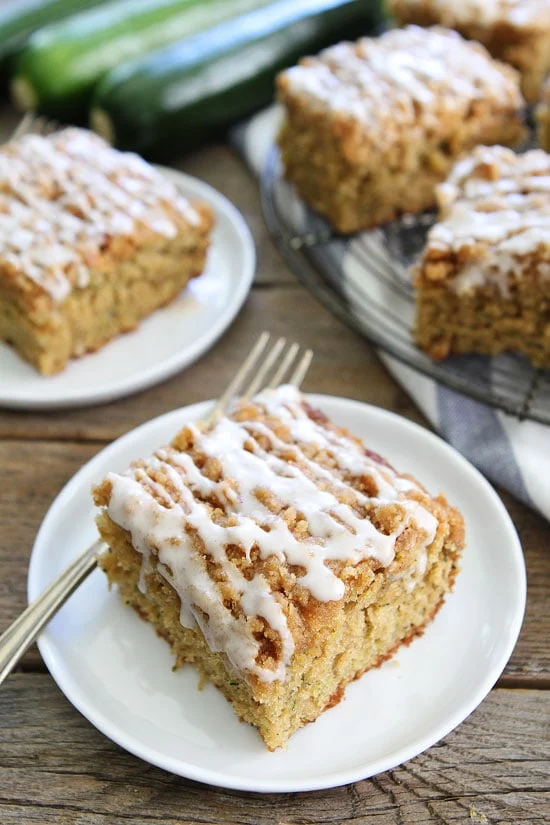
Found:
[0,440,100,670]
[503,495,550,685]
[1,676,548,825]
[178,146,295,288]
[0,440,99,624]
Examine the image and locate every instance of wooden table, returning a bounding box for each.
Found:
[1,141,549,825]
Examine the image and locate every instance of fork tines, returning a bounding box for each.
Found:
[10,113,59,142]
[205,332,313,427]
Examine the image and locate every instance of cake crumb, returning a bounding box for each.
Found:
[197,673,209,691]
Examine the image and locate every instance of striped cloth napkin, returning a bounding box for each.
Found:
[232,106,550,521]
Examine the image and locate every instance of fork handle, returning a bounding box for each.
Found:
[0,539,105,686]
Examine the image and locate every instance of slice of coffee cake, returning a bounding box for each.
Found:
[94,386,465,749]
[0,127,212,374]
[414,145,550,366]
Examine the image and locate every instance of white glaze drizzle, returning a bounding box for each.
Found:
[104,387,438,682]
[279,26,522,134]
[0,128,200,304]
[426,146,550,295]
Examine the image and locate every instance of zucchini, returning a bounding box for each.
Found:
[91,0,385,159]
[0,0,107,74]
[11,0,272,119]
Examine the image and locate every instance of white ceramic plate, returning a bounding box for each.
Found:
[28,395,526,793]
[1,169,255,410]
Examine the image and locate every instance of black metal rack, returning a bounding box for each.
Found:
[261,146,550,425]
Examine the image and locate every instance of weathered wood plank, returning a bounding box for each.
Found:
[0,438,95,672]
[176,145,296,288]
[0,440,100,670]
[0,676,548,825]
[504,495,550,684]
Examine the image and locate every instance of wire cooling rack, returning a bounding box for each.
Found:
[260,146,550,425]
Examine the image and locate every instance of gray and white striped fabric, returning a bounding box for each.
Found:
[231,106,550,520]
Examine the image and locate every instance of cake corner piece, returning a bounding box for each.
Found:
[413,144,550,367]
[0,126,213,375]
[93,385,465,750]
[387,0,550,105]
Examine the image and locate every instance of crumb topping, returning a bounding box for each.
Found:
[421,146,550,294]
[100,386,439,683]
[0,128,200,304]
[277,26,523,136]
[392,0,550,30]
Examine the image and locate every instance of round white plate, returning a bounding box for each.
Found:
[1,169,255,410]
[28,395,526,792]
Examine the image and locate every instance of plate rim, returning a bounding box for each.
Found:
[0,168,255,411]
[27,393,527,793]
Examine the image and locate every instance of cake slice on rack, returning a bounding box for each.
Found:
[414,145,550,367]
[276,25,525,233]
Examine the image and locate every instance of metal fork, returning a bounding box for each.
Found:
[9,112,58,141]
[0,333,313,685]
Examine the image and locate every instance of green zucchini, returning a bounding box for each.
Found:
[91,0,385,159]
[11,0,272,119]
[0,0,107,74]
